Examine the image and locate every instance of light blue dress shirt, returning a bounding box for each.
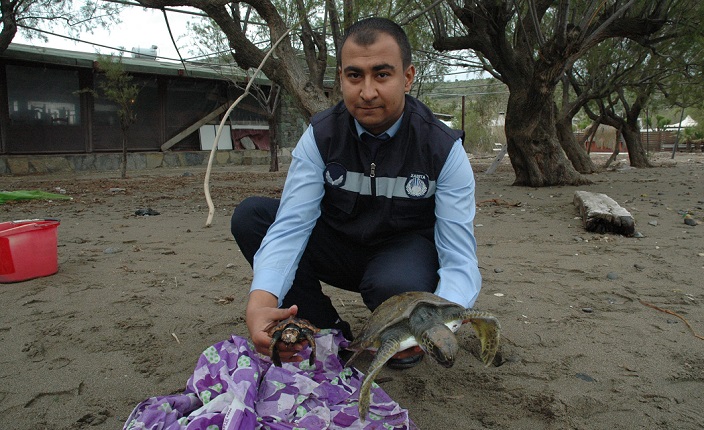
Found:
[249,116,482,309]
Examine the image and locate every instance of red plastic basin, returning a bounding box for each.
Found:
[0,219,60,283]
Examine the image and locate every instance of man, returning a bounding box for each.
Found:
[231,17,481,369]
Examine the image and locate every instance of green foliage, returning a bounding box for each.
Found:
[455,79,508,154]
[683,107,704,139]
[656,115,672,131]
[575,117,592,131]
[10,0,121,43]
[418,78,509,154]
[93,54,140,178]
[458,106,497,154]
[95,54,139,130]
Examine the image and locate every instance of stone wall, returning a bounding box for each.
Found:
[275,93,311,148]
[0,149,292,176]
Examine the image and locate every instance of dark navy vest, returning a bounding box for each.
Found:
[311,95,464,245]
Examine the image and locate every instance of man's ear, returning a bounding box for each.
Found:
[404,64,416,92]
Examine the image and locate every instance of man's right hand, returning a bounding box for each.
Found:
[245,290,302,362]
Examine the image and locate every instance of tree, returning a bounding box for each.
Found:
[135,0,343,118]
[188,17,284,171]
[134,0,456,122]
[1,0,120,53]
[559,38,654,171]
[431,0,685,186]
[573,1,704,166]
[95,54,140,179]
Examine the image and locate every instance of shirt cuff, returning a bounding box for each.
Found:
[250,268,288,307]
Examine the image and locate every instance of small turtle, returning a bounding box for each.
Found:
[345,291,501,420]
[266,317,319,367]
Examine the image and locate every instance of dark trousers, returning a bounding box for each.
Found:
[231,196,439,328]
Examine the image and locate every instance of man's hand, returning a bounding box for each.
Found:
[246,290,304,363]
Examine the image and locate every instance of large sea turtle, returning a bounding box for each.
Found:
[345,291,501,420]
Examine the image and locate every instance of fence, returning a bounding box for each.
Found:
[573,130,678,153]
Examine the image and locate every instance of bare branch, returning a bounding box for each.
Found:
[204,26,294,227]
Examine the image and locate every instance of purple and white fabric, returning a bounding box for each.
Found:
[123,330,416,429]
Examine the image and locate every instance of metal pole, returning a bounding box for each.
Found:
[645,106,650,152]
[671,107,685,159]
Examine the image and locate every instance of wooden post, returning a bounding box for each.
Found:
[485,144,508,175]
[160,103,229,151]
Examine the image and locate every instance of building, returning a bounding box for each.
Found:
[0,43,291,174]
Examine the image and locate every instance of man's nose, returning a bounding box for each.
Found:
[360,78,377,100]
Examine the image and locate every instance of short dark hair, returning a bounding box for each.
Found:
[337,17,412,69]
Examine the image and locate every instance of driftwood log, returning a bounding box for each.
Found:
[573,191,635,236]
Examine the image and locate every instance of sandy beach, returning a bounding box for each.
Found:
[1,151,702,429]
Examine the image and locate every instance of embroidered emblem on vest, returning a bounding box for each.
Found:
[324,162,346,187]
[405,172,429,198]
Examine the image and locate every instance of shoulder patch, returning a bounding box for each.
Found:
[405,172,430,198]
[324,162,347,188]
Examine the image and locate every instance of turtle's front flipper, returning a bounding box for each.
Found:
[303,329,317,365]
[462,311,501,366]
[358,338,400,421]
[269,332,283,367]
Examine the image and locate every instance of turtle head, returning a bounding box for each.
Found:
[419,325,458,368]
[280,326,300,344]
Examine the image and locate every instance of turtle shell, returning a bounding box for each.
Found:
[348,291,464,351]
[267,317,318,335]
[267,317,320,367]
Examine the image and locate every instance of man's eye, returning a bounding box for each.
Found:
[377,72,390,78]
[347,73,361,79]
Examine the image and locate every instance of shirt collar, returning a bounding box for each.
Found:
[354,114,404,140]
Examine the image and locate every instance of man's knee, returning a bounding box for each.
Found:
[361,268,437,310]
[231,197,278,263]
[231,196,256,240]
[230,196,275,240]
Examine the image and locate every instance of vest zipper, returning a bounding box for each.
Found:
[370,162,377,196]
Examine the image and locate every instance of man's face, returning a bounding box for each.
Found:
[339,33,415,135]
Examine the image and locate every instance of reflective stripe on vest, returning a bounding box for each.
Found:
[340,171,437,199]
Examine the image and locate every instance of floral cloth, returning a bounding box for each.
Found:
[123,330,416,430]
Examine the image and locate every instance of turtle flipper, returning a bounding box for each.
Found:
[269,332,283,367]
[461,311,501,366]
[358,338,401,421]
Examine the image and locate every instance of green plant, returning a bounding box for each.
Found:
[95,54,140,179]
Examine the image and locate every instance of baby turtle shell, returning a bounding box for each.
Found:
[266,316,319,367]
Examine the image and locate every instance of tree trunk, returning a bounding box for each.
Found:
[555,113,598,174]
[505,89,590,186]
[121,129,128,179]
[0,4,18,53]
[621,122,652,167]
[603,130,621,169]
[268,110,279,172]
[599,108,653,169]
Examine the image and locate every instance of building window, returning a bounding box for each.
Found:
[6,65,81,125]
